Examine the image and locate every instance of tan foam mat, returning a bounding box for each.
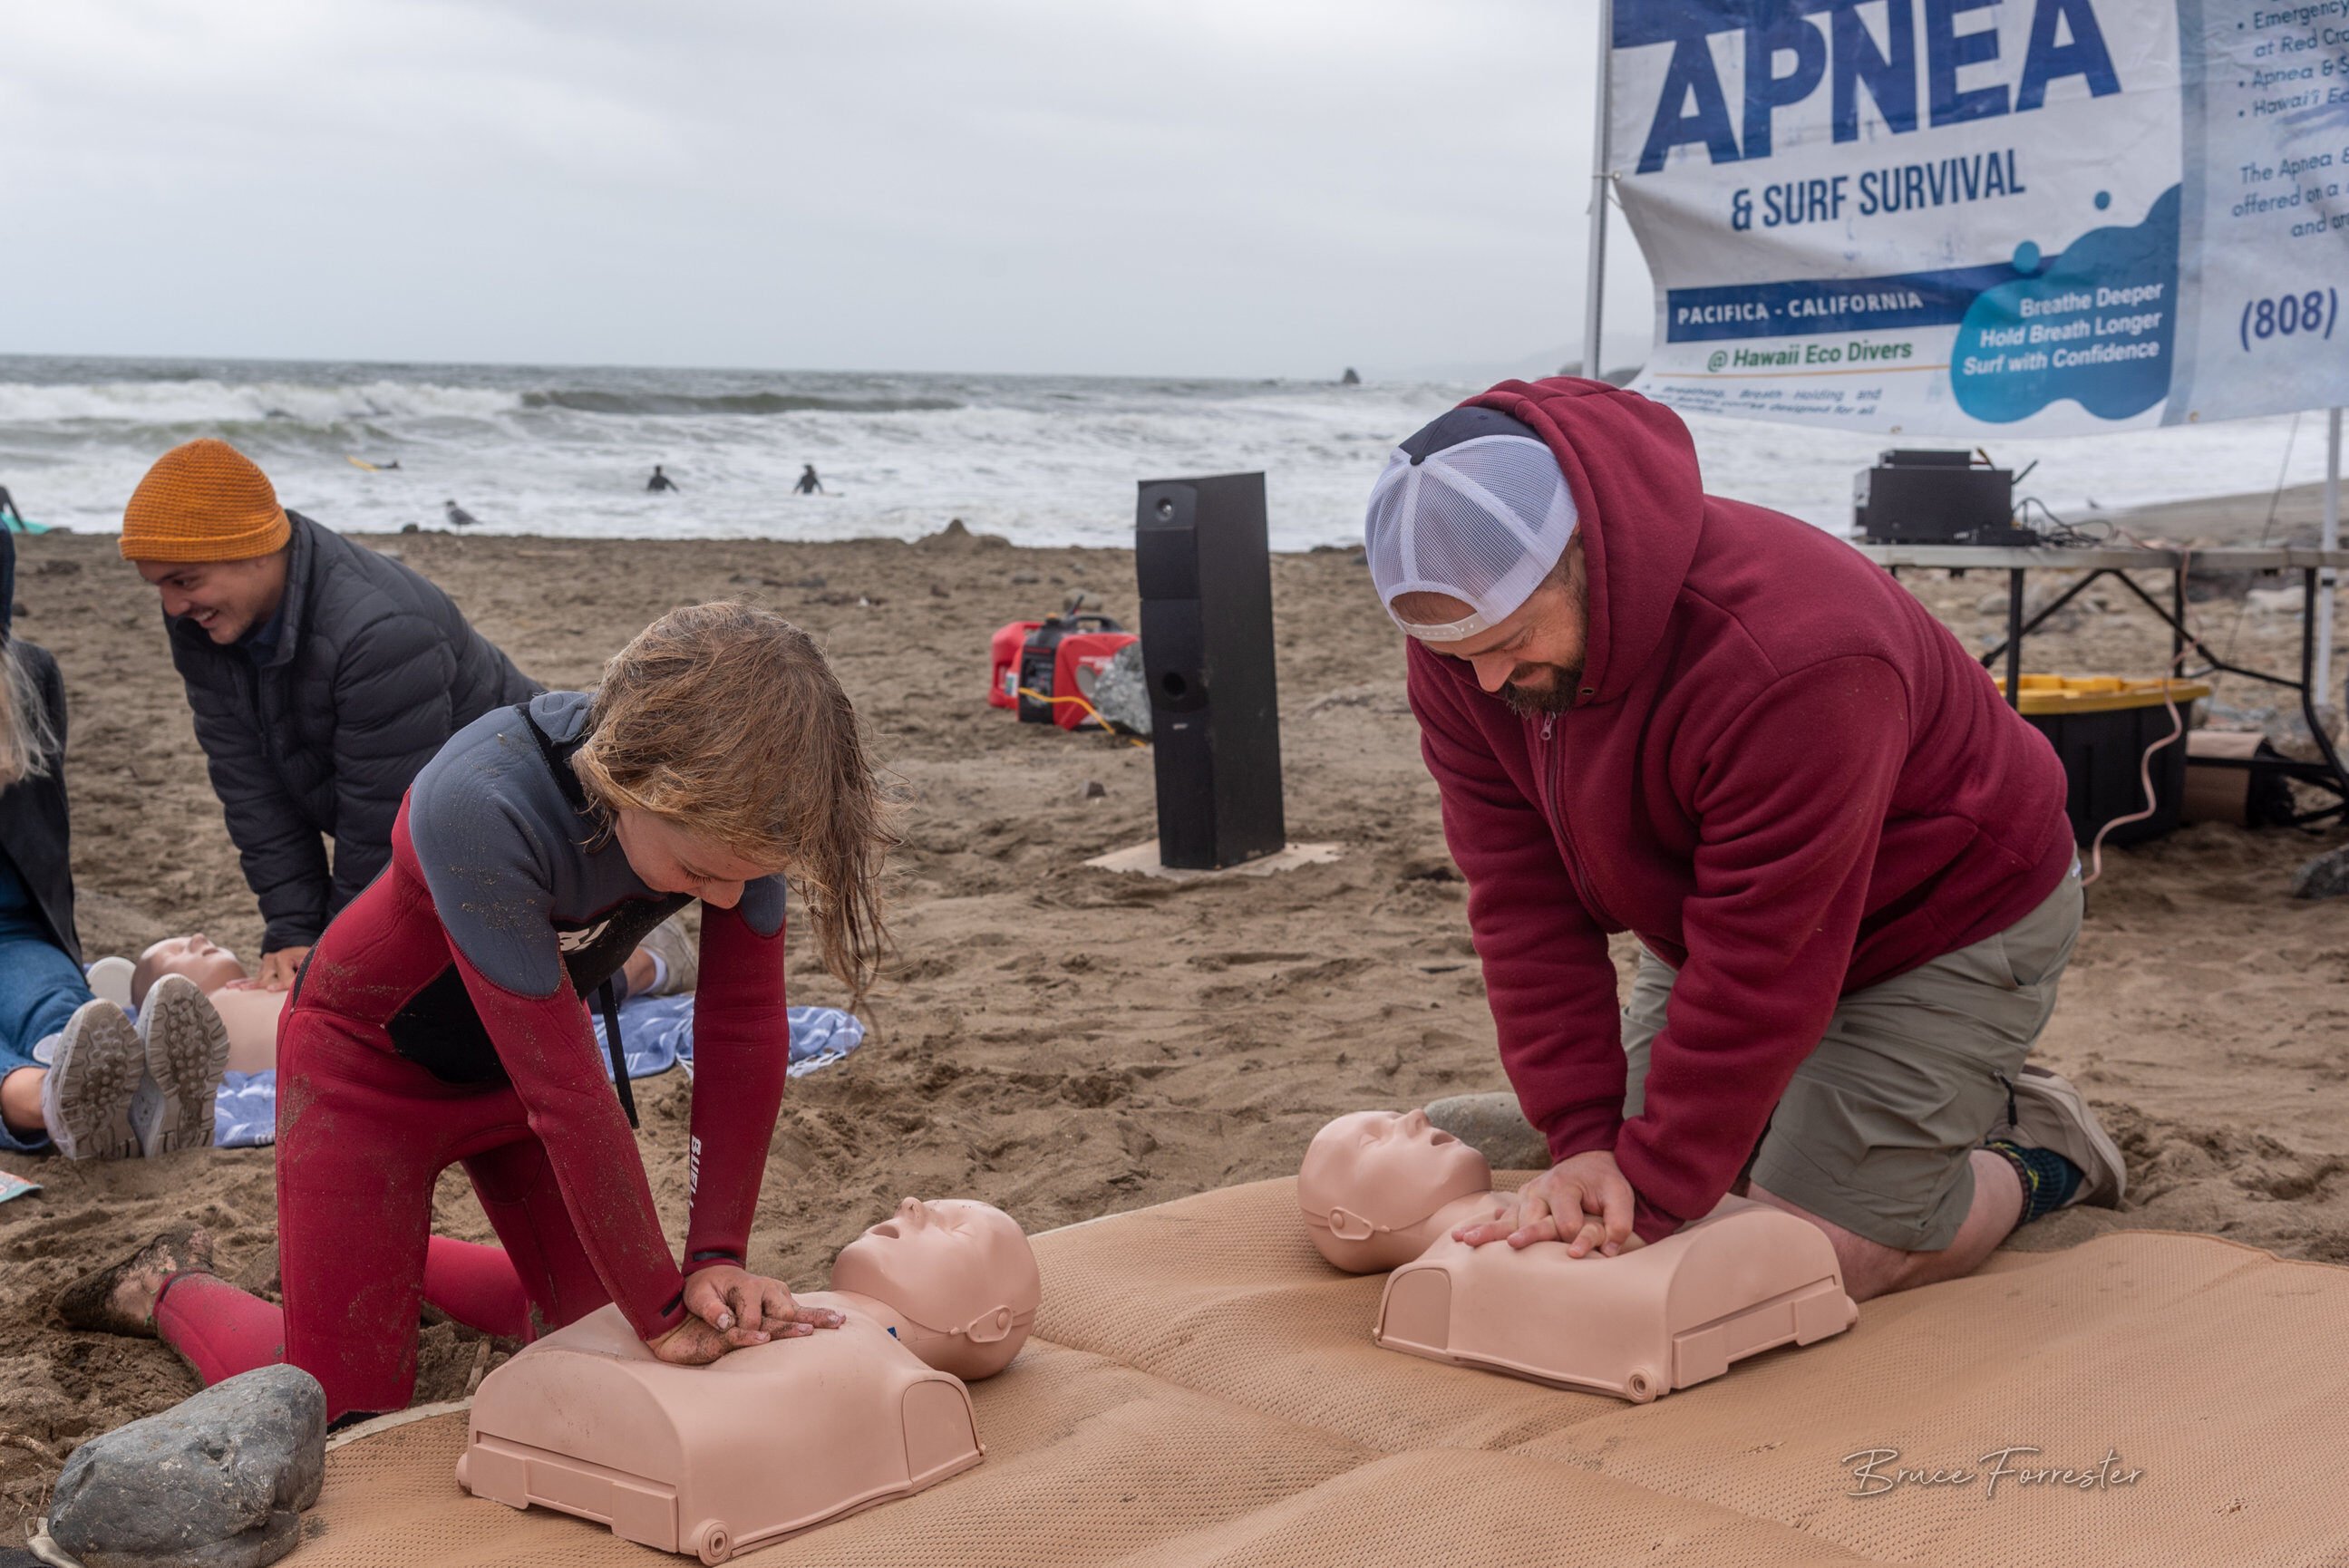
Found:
[295,1178,2349,1565]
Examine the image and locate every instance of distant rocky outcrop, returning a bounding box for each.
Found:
[1554,360,1644,386]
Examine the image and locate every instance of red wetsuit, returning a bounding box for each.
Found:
[155,696,790,1419]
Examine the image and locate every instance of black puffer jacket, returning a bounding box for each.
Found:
[167,512,538,953]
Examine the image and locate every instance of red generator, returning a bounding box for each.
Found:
[1047,627,1138,731]
[1006,614,1132,730]
[988,620,1043,710]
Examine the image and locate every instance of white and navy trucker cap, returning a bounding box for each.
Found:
[1363,405,1578,642]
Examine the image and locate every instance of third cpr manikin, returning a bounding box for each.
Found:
[1299,1110,1856,1402]
[459,1197,1042,1563]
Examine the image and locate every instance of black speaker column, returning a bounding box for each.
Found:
[1134,471,1286,870]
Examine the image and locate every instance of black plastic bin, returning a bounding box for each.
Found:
[2011,676,2208,847]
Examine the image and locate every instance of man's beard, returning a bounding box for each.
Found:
[1500,663,1583,718]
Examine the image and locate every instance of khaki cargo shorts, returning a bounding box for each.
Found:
[1623,864,2082,1253]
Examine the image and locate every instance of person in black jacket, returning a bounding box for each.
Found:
[122,439,539,990]
[2,530,232,1159]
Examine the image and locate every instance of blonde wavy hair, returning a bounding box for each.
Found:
[571,604,896,1005]
[0,643,58,789]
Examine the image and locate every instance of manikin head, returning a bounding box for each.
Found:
[121,439,295,647]
[1298,1109,1494,1273]
[133,934,248,1006]
[830,1197,1041,1379]
[1364,405,1592,717]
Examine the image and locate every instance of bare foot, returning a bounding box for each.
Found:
[54,1227,215,1337]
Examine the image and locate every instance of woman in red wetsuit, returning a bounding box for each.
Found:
[61,604,895,1422]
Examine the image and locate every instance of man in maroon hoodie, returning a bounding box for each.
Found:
[1373,379,2125,1302]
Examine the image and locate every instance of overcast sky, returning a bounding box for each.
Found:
[0,0,1655,380]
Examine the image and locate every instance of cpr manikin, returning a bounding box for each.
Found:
[459,1198,1042,1563]
[1300,1110,1856,1402]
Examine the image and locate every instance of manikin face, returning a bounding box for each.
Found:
[830,1197,1041,1346]
[612,809,779,910]
[137,934,248,1002]
[1299,1109,1493,1239]
[134,553,290,645]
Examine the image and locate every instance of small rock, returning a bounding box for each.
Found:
[1424,1091,1550,1172]
[33,558,81,577]
[1009,571,1041,586]
[929,583,951,598]
[2293,846,2349,900]
[399,522,420,535]
[48,1365,327,1568]
[1087,640,1151,737]
[2207,701,2341,763]
[792,575,827,590]
[1082,779,1107,801]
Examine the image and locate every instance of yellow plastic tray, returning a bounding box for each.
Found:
[2001,673,2212,715]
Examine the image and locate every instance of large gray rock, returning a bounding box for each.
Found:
[49,1366,325,1568]
[2293,845,2349,901]
[1425,1091,1551,1173]
[1084,639,1151,737]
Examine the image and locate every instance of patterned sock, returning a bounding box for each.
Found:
[1987,1139,2084,1224]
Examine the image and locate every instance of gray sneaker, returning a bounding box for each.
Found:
[1992,1064,2127,1208]
[131,974,229,1157]
[636,915,697,997]
[41,1002,144,1160]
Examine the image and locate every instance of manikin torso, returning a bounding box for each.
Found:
[209,986,283,1075]
[460,1197,1043,1563]
[125,937,282,1074]
[1299,1109,1857,1403]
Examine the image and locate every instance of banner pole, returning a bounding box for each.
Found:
[2320,406,2341,713]
[1581,0,1612,382]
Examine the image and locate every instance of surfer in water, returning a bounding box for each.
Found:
[793,465,823,497]
[647,466,679,493]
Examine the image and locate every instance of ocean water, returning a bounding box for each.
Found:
[0,355,2334,550]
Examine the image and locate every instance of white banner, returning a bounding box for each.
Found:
[1611,0,2349,435]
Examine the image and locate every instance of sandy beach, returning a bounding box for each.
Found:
[2,511,2344,1535]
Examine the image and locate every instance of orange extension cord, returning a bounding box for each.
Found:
[2076,541,2194,887]
[1014,686,1149,749]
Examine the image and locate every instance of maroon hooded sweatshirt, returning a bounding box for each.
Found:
[1406,378,2072,1242]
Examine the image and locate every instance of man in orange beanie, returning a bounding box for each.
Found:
[124,440,536,989]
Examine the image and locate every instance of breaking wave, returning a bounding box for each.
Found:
[519,390,963,416]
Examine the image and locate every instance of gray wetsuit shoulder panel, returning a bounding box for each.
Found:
[409,692,784,997]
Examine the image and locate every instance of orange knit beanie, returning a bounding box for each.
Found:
[119,439,292,563]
